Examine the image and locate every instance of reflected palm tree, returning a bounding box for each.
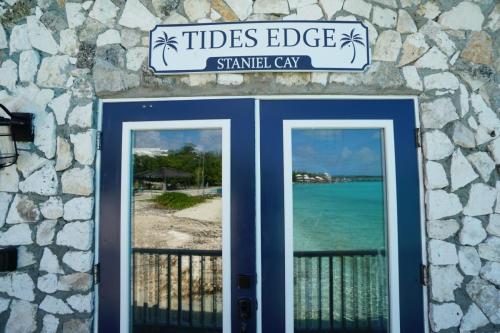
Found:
[340,29,365,64]
[154,32,178,67]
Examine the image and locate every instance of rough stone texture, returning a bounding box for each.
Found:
[70,131,96,165]
[40,248,64,274]
[61,167,94,196]
[42,314,59,333]
[67,293,93,313]
[452,123,475,149]
[6,194,40,224]
[430,265,463,302]
[438,2,484,31]
[5,300,37,333]
[450,149,478,191]
[461,31,493,65]
[425,161,448,190]
[372,30,401,62]
[427,219,459,240]
[487,214,500,237]
[421,98,458,129]
[55,137,73,171]
[466,277,500,324]
[36,55,70,88]
[56,220,93,251]
[430,302,463,331]
[460,303,489,333]
[478,237,500,262]
[19,164,59,196]
[428,239,458,265]
[480,262,500,287]
[459,216,487,246]
[119,0,160,31]
[458,246,481,276]
[63,197,94,221]
[463,183,496,216]
[62,251,93,273]
[467,152,495,182]
[40,295,73,314]
[422,130,454,161]
[36,220,57,246]
[19,50,40,83]
[398,33,429,67]
[426,190,462,220]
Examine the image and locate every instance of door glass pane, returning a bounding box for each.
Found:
[291,129,389,332]
[130,129,223,332]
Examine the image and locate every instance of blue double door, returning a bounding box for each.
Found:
[99,98,424,333]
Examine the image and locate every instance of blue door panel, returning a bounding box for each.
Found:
[259,99,423,333]
[99,99,256,333]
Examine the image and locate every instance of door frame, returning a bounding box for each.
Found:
[95,95,428,333]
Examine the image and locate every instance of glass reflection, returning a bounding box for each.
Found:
[292,129,389,332]
[130,129,223,333]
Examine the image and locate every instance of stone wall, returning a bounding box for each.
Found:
[0,0,498,332]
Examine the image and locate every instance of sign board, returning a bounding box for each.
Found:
[149,21,370,74]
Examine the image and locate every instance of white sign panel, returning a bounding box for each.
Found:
[149,21,370,74]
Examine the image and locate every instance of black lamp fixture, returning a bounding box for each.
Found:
[0,104,34,169]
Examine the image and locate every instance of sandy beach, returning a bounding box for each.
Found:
[132,191,222,250]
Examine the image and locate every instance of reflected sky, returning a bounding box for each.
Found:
[292,129,383,176]
[134,129,222,152]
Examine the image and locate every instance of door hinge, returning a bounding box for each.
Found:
[96,131,102,150]
[93,263,101,285]
[415,128,421,148]
[421,264,428,286]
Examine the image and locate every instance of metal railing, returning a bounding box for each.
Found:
[132,248,387,333]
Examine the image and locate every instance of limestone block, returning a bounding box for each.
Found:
[0,60,18,92]
[6,194,40,224]
[254,0,290,15]
[96,29,121,47]
[0,224,33,246]
[89,0,119,26]
[343,0,372,18]
[37,55,70,88]
[17,151,50,178]
[464,183,496,216]
[415,47,448,70]
[438,2,484,31]
[36,220,57,246]
[461,31,493,65]
[467,152,495,182]
[288,0,316,10]
[34,111,56,159]
[372,7,397,28]
[295,4,324,20]
[56,220,93,251]
[19,164,59,196]
[459,303,489,333]
[37,273,57,294]
[0,193,12,227]
[26,16,58,55]
[427,219,459,240]
[118,0,160,31]
[396,9,416,33]
[19,50,40,83]
[217,74,244,85]
[181,74,216,86]
[66,3,86,29]
[422,130,454,160]
[450,149,478,191]
[488,137,500,164]
[429,265,463,302]
[0,165,20,192]
[458,246,481,276]
[5,300,37,333]
[9,24,32,54]
[63,197,94,221]
[429,302,463,331]
[59,29,79,56]
[70,131,96,166]
[471,94,500,146]
[466,277,500,324]
[398,33,429,66]
[478,237,500,262]
[0,23,7,49]
[318,0,342,19]
[62,251,93,272]
[486,3,499,31]
[452,123,475,149]
[459,84,469,116]
[40,295,73,314]
[48,92,72,125]
[372,30,401,62]
[223,0,253,20]
[40,248,64,274]
[42,314,59,333]
[55,137,73,171]
[424,161,448,190]
[62,319,92,333]
[58,273,92,292]
[421,97,458,129]
[459,216,487,246]
[426,190,462,220]
[428,239,458,265]
[61,167,94,196]
[480,262,500,287]
[417,2,440,20]
[487,214,500,237]
[0,297,9,313]
[276,73,310,86]
[68,102,93,128]
[67,293,93,313]
[126,47,148,71]
[423,72,459,91]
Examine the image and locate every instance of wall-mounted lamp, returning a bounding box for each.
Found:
[0,104,34,169]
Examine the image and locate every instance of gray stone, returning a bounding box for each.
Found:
[0,224,33,246]
[467,152,495,182]
[396,9,416,33]
[460,216,487,246]
[472,94,500,146]
[415,47,448,70]
[119,0,160,31]
[40,295,73,315]
[430,265,463,302]
[459,84,469,116]
[450,149,478,191]
[424,161,448,189]
[466,277,500,324]
[489,137,500,164]
[372,6,396,28]
[89,0,119,26]
[67,293,93,313]
[487,214,500,237]
[40,248,64,274]
[9,24,32,54]
[96,29,121,47]
[478,237,500,262]
[427,219,459,240]
[372,30,401,62]
[37,55,70,88]
[55,137,73,172]
[70,131,96,165]
[423,72,459,91]
[121,29,141,49]
[401,65,422,91]
[48,92,71,125]
[16,151,50,178]
[61,167,94,196]
[62,251,93,272]
[19,50,40,83]
[217,73,244,86]
[438,2,484,31]
[429,302,463,331]
[0,165,19,192]
[0,273,35,301]
[41,314,59,333]
[422,130,454,160]
[417,1,440,19]
[0,60,18,92]
[37,273,58,294]
[26,16,58,55]
[62,319,91,333]
[6,300,37,333]
[58,273,92,292]
[0,193,12,226]
[59,29,79,56]
[0,297,9,313]
[428,239,458,265]
[318,0,342,19]
[93,60,140,93]
[6,194,40,224]
[486,3,500,31]
[63,197,94,221]
[464,183,496,216]
[36,220,57,246]
[34,111,56,159]
[426,190,462,220]
[17,246,35,268]
[458,246,481,276]
[459,303,489,333]
[343,0,372,18]
[253,0,289,15]
[65,3,86,29]
[56,220,93,251]
[421,98,458,129]
[452,123,475,149]
[68,102,93,128]
[0,23,7,49]
[480,262,500,287]
[398,33,429,66]
[19,164,59,196]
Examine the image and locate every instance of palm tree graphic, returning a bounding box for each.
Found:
[154,32,178,67]
[340,29,365,64]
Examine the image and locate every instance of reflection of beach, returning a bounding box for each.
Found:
[132,191,222,250]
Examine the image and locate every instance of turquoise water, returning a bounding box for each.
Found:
[293,181,386,251]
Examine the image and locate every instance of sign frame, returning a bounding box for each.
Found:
[148,21,371,75]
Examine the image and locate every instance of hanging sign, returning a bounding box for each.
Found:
[149,21,370,74]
